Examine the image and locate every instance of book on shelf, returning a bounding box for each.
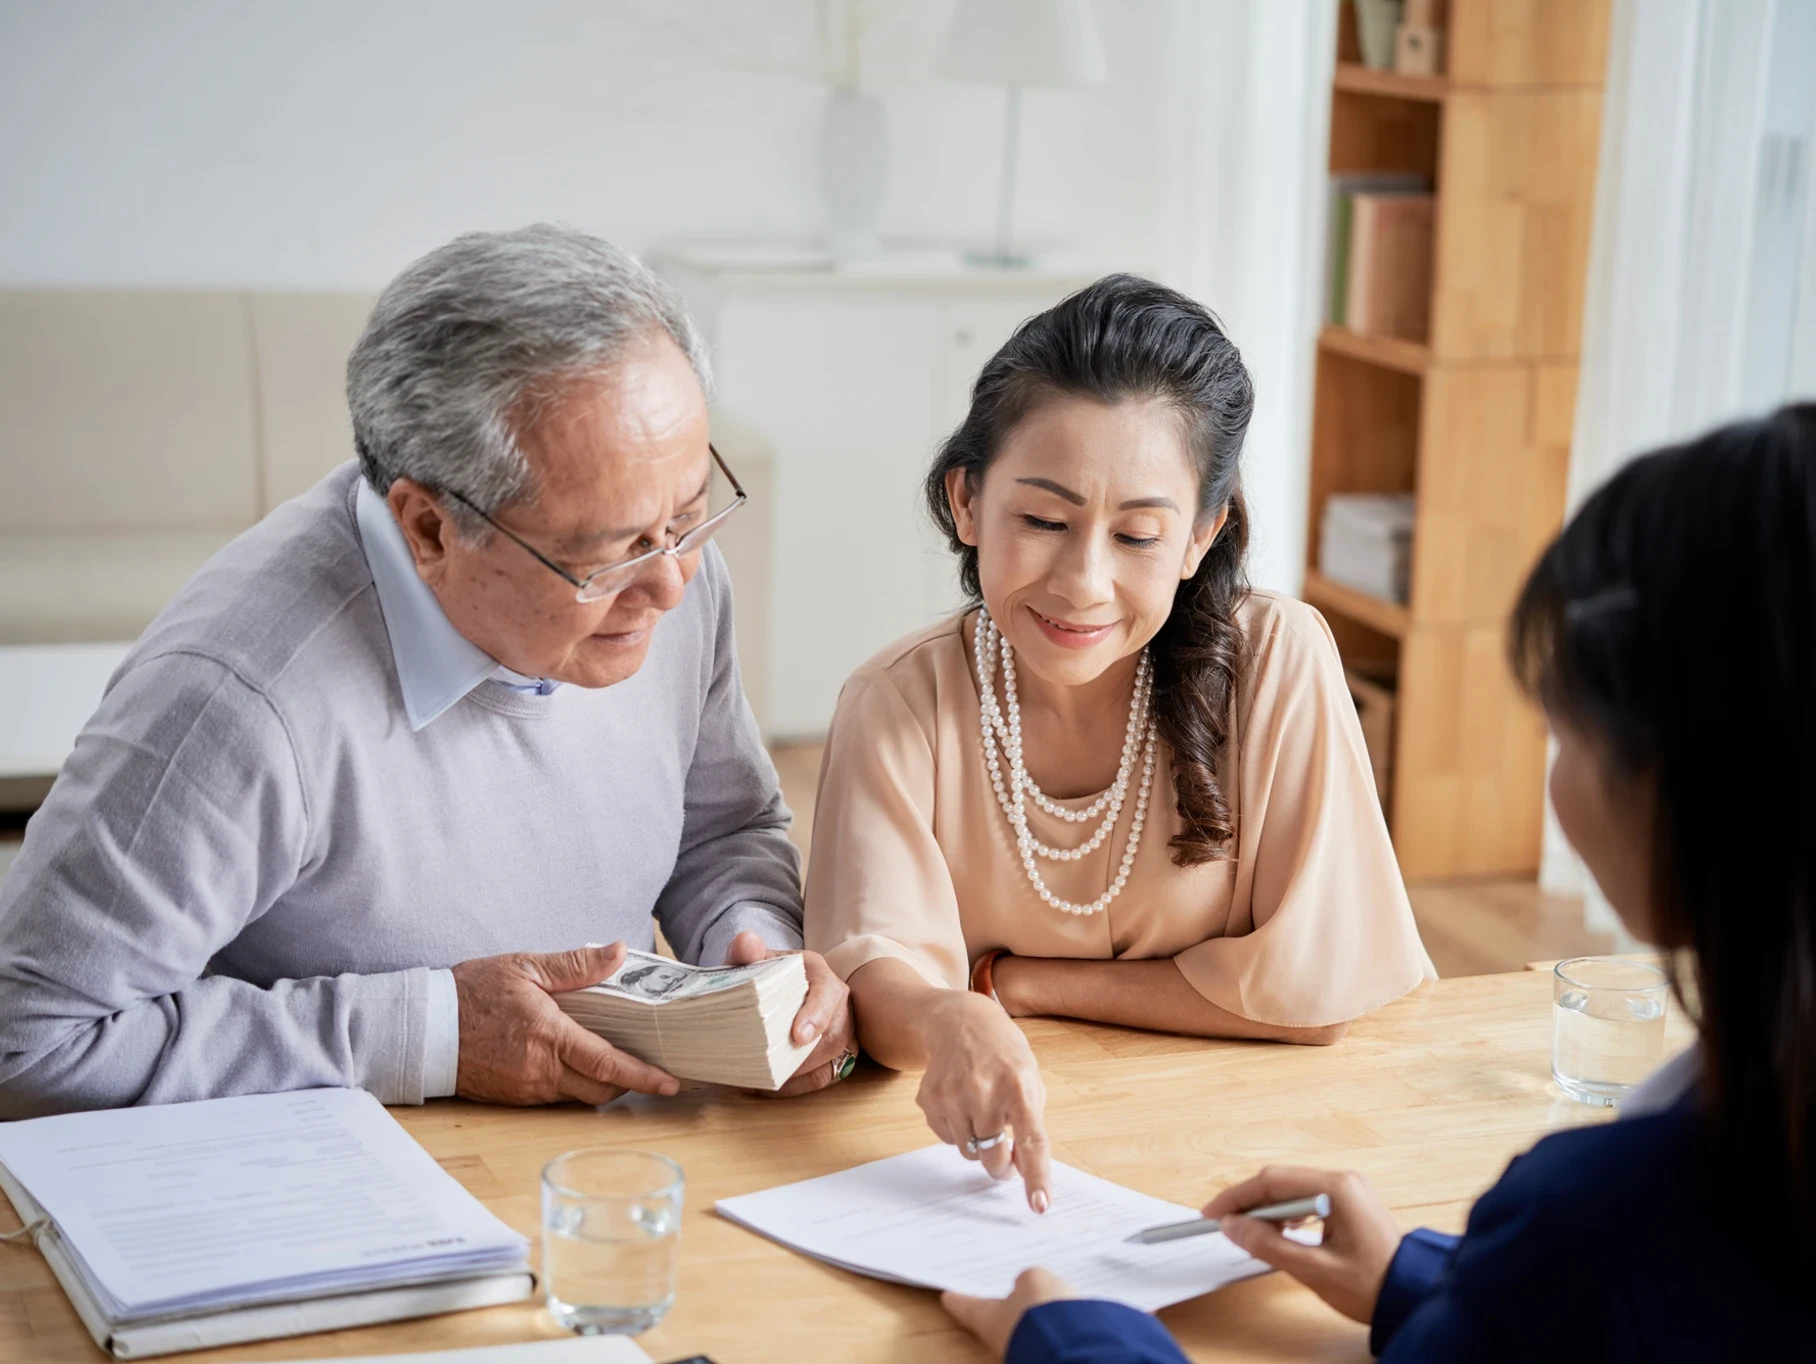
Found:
[1345,191,1435,342]
[0,1089,532,1360]
[555,947,815,1090]
[1319,492,1416,606]
[1323,172,1427,327]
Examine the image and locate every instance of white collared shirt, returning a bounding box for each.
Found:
[355,478,560,730]
[355,478,565,1096]
[1618,1044,1701,1119]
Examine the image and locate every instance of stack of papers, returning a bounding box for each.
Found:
[555,949,815,1090]
[298,1340,653,1364]
[716,1145,1281,1310]
[0,1089,532,1358]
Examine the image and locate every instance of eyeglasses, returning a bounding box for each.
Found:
[445,444,747,603]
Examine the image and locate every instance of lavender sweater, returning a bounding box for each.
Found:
[0,464,802,1117]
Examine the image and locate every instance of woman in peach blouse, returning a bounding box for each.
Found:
[804,275,1434,1210]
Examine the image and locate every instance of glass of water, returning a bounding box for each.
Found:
[541,1149,683,1335]
[1551,956,1669,1106]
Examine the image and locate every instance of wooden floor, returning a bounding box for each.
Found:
[769,742,1610,978]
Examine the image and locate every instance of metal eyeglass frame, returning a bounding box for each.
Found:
[444,443,746,603]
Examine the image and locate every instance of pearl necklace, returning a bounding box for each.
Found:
[974,608,1157,916]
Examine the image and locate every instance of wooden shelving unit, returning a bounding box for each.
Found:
[1305,0,1612,881]
[1318,323,1430,375]
[1333,61,1448,102]
[1304,570,1411,640]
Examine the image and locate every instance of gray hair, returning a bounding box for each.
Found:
[347,223,711,534]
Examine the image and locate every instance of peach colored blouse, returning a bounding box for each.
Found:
[803,591,1435,1028]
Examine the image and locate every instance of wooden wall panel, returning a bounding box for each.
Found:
[1391,624,1549,878]
[1409,364,1571,624]
[1430,91,1603,360]
[1449,0,1613,88]
[1532,363,1578,445]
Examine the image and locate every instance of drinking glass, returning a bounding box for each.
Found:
[541,1149,683,1335]
[1551,956,1669,1106]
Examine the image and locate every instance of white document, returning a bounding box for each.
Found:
[291,1339,651,1364]
[715,1145,1276,1312]
[0,1088,529,1323]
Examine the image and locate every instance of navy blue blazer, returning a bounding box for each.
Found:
[1004,1095,1812,1363]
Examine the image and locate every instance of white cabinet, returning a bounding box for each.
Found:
[657,252,1097,738]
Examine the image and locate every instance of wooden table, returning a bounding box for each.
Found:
[0,971,1694,1363]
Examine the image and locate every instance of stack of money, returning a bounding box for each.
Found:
[554,949,816,1090]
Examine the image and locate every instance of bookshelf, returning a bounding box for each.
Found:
[1304,0,1611,880]
[1317,323,1429,375]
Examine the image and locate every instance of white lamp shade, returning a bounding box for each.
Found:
[935,0,1109,88]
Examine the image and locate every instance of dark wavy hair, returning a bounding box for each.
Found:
[1509,403,1816,1235]
[924,274,1254,866]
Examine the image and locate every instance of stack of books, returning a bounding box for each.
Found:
[0,1089,531,1359]
[1320,492,1417,605]
[555,949,816,1091]
[1324,172,1435,342]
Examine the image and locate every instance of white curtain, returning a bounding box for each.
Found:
[1542,0,1816,933]
[1164,0,1338,598]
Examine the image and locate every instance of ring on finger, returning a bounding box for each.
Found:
[831,1048,858,1082]
[964,1131,1008,1155]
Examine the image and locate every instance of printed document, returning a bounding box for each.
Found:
[292,1339,652,1364]
[716,1145,1277,1311]
[0,1088,528,1322]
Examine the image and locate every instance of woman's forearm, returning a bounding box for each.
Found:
[993,956,1348,1045]
[846,957,984,1071]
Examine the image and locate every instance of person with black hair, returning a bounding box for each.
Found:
[942,403,1816,1362]
[803,275,1434,1210]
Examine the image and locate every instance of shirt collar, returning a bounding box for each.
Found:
[355,478,559,731]
[1619,1044,1701,1119]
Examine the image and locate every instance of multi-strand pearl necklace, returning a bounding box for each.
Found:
[974,608,1157,916]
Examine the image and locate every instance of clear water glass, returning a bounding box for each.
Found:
[1551,956,1669,1106]
[541,1149,683,1335]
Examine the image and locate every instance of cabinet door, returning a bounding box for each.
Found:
[935,298,1053,432]
[712,297,944,737]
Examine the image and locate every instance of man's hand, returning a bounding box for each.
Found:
[452,943,681,1106]
[942,1267,1078,1359]
[1203,1166,1403,1324]
[723,930,855,1097]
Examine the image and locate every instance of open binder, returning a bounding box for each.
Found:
[0,1090,534,1359]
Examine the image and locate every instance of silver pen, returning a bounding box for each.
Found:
[1125,1193,1332,1245]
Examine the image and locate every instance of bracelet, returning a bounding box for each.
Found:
[970,948,1009,1005]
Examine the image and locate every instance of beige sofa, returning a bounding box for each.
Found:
[1,290,377,644]
[0,289,773,734]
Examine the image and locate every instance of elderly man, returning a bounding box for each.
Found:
[0,225,853,1117]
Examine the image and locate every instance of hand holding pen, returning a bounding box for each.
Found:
[1198,1166,1403,1325]
[945,1164,1406,1357]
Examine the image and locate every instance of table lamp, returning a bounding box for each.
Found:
[936,0,1108,268]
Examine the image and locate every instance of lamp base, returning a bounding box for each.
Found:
[961,248,1037,270]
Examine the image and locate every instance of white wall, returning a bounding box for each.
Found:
[0,0,1184,288]
[0,0,1328,598]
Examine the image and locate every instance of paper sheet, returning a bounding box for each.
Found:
[715,1145,1276,1311]
[0,1088,527,1320]
[292,1339,651,1363]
